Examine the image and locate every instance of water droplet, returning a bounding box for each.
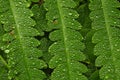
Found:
[63,69,66,71]
[32,63,35,65]
[61,76,65,79]
[62,1,65,3]
[30,57,33,60]
[30,13,34,16]
[54,42,57,44]
[18,2,22,4]
[71,23,74,25]
[115,44,117,47]
[8,76,12,80]
[117,49,120,51]
[72,19,75,21]
[12,62,15,65]
[15,4,19,7]
[108,69,111,72]
[45,8,48,11]
[111,11,114,13]
[69,13,72,16]
[75,14,79,17]
[5,50,10,53]
[0,47,4,50]
[114,22,117,24]
[78,73,82,76]
[14,70,18,74]
[59,58,62,61]
[95,16,98,18]
[70,62,73,64]
[1,15,3,17]
[26,3,30,7]
[105,76,109,79]
[55,60,58,63]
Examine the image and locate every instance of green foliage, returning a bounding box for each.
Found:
[44,0,88,80]
[89,0,120,80]
[0,0,120,80]
[0,0,46,80]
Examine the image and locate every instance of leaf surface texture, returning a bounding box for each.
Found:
[89,0,120,80]
[0,0,46,80]
[44,0,88,80]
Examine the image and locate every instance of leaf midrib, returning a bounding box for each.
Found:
[57,0,71,79]
[101,0,116,78]
[9,0,31,80]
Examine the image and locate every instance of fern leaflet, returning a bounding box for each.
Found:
[0,0,46,80]
[44,0,88,80]
[89,0,120,80]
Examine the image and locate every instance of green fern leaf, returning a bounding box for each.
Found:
[0,24,4,48]
[89,0,120,80]
[39,38,53,64]
[0,25,8,80]
[0,0,46,80]
[31,4,48,33]
[44,0,88,80]
[0,58,8,80]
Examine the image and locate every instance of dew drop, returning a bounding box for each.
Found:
[78,73,82,76]
[53,16,57,19]
[76,78,79,80]
[12,62,15,65]
[30,57,33,60]
[30,13,34,16]
[18,2,22,4]
[105,76,109,79]
[95,16,98,18]
[62,1,65,3]
[32,63,35,65]
[111,11,114,13]
[75,14,79,17]
[45,8,48,11]
[69,13,72,16]
[54,42,57,44]
[59,58,62,61]
[55,60,58,63]
[108,69,111,72]
[61,76,65,79]
[0,15,3,17]
[14,70,18,74]
[0,46,4,50]
[5,50,10,53]
[63,69,66,71]
[71,23,74,25]
[8,76,12,80]
[15,4,18,7]
[114,22,117,24]
[26,3,30,7]
[114,44,117,47]
[117,49,120,51]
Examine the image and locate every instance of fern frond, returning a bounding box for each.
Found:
[89,0,120,79]
[44,0,88,80]
[0,24,8,80]
[0,24,4,48]
[31,4,48,33]
[39,38,53,64]
[0,0,46,80]
[0,56,8,80]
